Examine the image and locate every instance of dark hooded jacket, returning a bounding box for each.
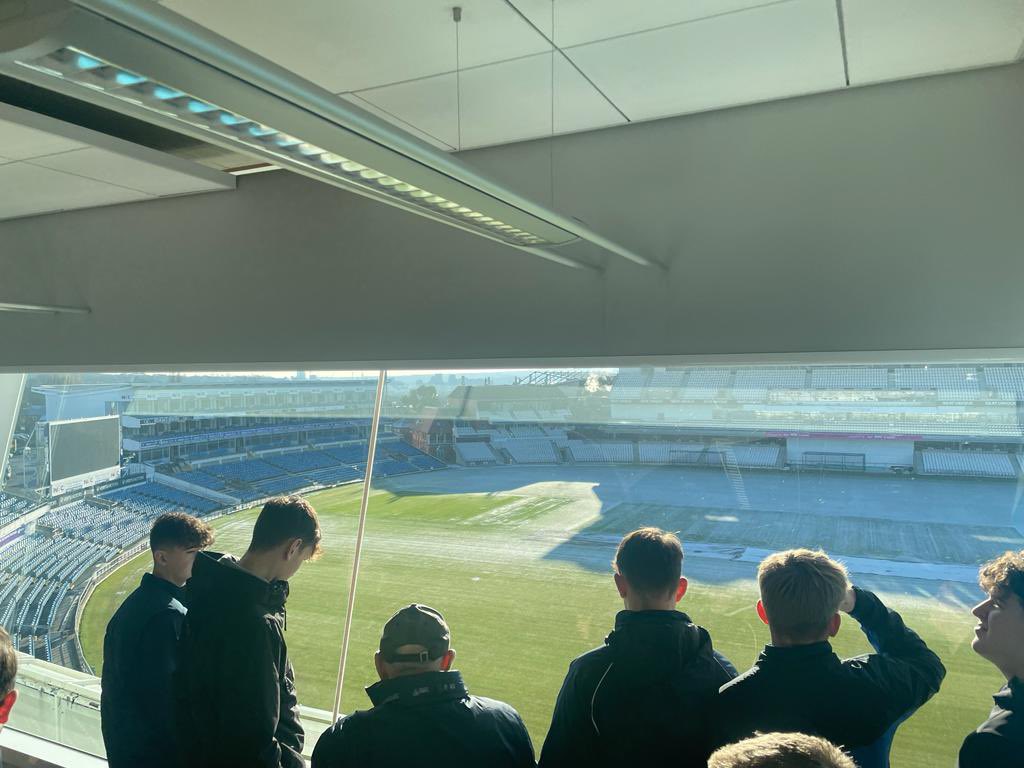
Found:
[101,572,186,768]
[958,678,1024,767]
[173,551,304,768]
[538,610,735,767]
[311,670,535,768]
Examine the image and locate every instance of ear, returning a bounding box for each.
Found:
[0,690,17,724]
[827,613,842,638]
[286,538,303,560]
[674,577,688,604]
[373,651,386,681]
[440,648,456,672]
[756,600,769,625]
[613,572,628,599]
[152,549,166,567]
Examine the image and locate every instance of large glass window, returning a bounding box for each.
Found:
[1,363,1020,766]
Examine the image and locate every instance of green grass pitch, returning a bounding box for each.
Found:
[80,482,1004,767]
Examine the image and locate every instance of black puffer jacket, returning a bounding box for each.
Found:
[174,552,304,768]
[539,610,735,767]
[311,670,535,768]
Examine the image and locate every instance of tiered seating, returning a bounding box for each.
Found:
[167,469,227,491]
[207,459,284,483]
[373,459,416,477]
[254,476,314,496]
[380,441,422,458]
[921,451,1017,478]
[735,368,807,390]
[408,454,445,470]
[305,465,363,485]
[264,450,336,473]
[508,425,546,438]
[0,492,35,528]
[810,368,888,389]
[681,369,732,400]
[730,444,781,467]
[456,442,499,464]
[984,366,1024,398]
[322,443,370,464]
[638,442,707,463]
[567,441,633,463]
[895,367,980,399]
[497,439,559,464]
[611,370,649,400]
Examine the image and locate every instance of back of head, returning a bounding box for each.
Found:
[758,549,849,643]
[249,495,322,556]
[614,527,683,598]
[377,604,453,679]
[150,511,215,551]
[0,626,17,725]
[978,549,1024,605]
[709,732,856,768]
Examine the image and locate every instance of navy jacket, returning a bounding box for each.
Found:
[714,587,946,768]
[174,552,304,768]
[958,678,1024,767]
[539,609,736,768]
[100,572,186,768]
[311,670,535,768]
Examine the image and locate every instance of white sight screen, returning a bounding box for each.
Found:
[49,416,120,483]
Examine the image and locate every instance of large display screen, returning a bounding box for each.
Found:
[49,416,120,484]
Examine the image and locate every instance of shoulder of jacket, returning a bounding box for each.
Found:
[718,664,761,694]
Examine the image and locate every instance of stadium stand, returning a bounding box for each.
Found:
[611,370,650,400]
[567,440,633,463]
[456,442,499,465]
[730,444,782,467]
[304,465,363,485]
[206,458,284,483]
[810,367,889,389]
[0,491,35,527]
[920,450,1017,478]
[165,469,227,491]
[254,475,315,496]
[983,365,1024,398]
[322,442,370,464]
[495,439,560,464]
[264,450,337,473]
[638,441,705,463]
[895,366,980,399]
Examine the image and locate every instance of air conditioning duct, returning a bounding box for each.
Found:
[0,0,654,270]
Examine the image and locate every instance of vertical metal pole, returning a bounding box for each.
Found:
[331,369,387,721]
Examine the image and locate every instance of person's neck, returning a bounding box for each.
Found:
[150,567,184,589]
[623,599,676,612]
[995,660,1024,686]
[768,631,828,648]
[237,550,279,582]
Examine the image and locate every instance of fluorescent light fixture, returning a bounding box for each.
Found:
[0,0,654,270]
[0,301,90,315]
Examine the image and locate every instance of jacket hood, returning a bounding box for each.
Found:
[187,550,290,616]
[606,610,716,686]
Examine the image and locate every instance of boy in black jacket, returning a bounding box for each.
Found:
[714,549,945,768]
[958,549,1024,767]
[175,495,322,768]
[539,527,735,767]
[101,512,214,768]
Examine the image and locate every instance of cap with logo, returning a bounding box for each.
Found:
[379,604,451,663]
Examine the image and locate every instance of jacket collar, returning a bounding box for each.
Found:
[612,609,691,632]
[190,551,290,615]
[366,670,468,709]
[758,641,836,665]
[994,677,1023,710]
[142,571,185,602]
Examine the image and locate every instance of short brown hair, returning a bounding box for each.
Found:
[613,527,683,596]
[150,512,215,551]
[709,732,855,768]
[0,627,16,697]
[249,496,322,558]
[758,549,850,642]
[979,550,1024,606]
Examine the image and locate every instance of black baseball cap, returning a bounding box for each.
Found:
[379,604,451,663]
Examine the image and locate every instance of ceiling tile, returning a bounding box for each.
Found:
[566,0,845,122]
[29,147,231,196]
[512,0,776,47]
[356,51,626,150]
[0,117,84,160]
[339,94,456,151]
[843,0,1024,86]
[162,0,550,93]
[0,163,148,221]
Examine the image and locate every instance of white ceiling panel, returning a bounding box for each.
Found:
[29,147,231,196]
[0,163,144,220]
[162,0,550,93]
[843,0,1024,86]
[0,119,84,160]
[566,0,845,122]
[512,0,777,47]
[340,93,457,151]
[357,51,626,149]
